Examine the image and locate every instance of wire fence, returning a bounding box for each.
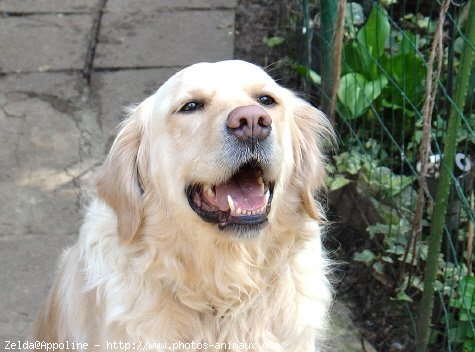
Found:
[285,0,475,351]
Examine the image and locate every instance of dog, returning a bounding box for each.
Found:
[30,60,334,351]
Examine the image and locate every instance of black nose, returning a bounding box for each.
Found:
[227,105,272,142]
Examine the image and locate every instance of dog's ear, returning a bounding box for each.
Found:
[291,100,335,220]
[96,104,149,243]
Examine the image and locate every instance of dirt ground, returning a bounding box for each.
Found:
[234,0,280,66]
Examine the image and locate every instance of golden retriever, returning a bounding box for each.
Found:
[30,60,334,351]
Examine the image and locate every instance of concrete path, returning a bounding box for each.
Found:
[0,1,364,350]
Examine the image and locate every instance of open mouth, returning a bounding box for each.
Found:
[186,162,274,234]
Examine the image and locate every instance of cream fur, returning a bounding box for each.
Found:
[30,60,334,352]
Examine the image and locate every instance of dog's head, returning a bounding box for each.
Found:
[96,60,334,243]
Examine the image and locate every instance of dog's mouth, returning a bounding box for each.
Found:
[186,162,274,234]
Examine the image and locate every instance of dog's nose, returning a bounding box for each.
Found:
[227,105,272,142]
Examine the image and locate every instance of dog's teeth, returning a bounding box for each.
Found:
[251,210,256,215]
[227,195,236,215]
[265,189,270,204]
[258,176,265,193]
[204,185,215,198]
[236,207,242,215]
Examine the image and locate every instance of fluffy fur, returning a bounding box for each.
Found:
[31,60,334,351]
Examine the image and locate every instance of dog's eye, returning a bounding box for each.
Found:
[180,101,203,112]
[257,95,276,106]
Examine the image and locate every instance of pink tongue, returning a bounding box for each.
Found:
[214,168,266,211]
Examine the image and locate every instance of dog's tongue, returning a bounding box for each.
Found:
[214,168,266,212]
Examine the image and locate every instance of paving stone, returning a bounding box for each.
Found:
[0,73,103,238]
[0,73,104,342]
[0,0,100,13]
[0,14,93,73]
[105,0,238,12]
[0,72,80,100]
[91,68,178,145]
[94,10,234,69]
[0,233,77,341]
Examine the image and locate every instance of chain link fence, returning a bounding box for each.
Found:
[279,0,475,351]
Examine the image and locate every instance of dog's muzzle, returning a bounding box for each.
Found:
[186,105,275,238]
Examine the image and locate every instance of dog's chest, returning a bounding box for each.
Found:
[98,273,309,351]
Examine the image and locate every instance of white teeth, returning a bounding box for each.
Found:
[227,195,236,214]
[204,185,215,199]
[226,191,269,217]
[229,206,266,216]
[258,177,265,193]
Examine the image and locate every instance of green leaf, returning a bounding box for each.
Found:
[410,276,424,291]
[263,36,285,47]
[418,243,428,261]
[292,64,321,85]
[454,36,465,55]
[460,310,469,322]
[372,261,384,274]
[354,249,376,266]
[342,42,366,75]
[308,70,322,85]
[357,5,390,55]
[326,163,336,174]
[399,31,418,54]
[333,151,363,175]
[381,51,426,109]
[416,16,430,29]
[337,73,388,118]
[461,276,475,300]
[464,339,474,352]
[452,276,475,314]
[449,323,467,342]
[387,244,405,255]
[392,290,413,302]
[356,5,390,78]
[367,223,391,237]
[329,175,351,191]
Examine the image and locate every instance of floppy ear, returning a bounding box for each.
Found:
[96,105,148,243]
[292,100,335,220]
